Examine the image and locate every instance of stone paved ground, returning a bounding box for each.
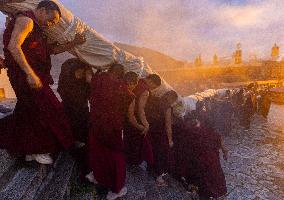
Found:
[222,111,284,200]
[82,111,284,200]
[71,165,196,200]
[1,99,284,200]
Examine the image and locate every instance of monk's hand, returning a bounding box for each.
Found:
[141,124,149,136]
[137,125,145,132]
[26,72,43,89]
[141,129,147,136]
[85,68,93,83]
[195,120,201,128]
[222,148,228,161]
[142,124,150,137]
[169,139,174,148]
[72,33,86,46]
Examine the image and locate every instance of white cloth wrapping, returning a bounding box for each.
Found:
[1,0,167,76]
[216,88,229,97]
[1,0,182,112]
[2,0,225,116]
[183,89,220,113]
[183,95,199,113]
[1,0,118,68]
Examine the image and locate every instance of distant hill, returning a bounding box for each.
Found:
[115,42,186,71]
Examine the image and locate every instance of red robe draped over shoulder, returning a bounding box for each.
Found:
[0,11,74,154]
[124,79,154,166]
[87,72,134,193]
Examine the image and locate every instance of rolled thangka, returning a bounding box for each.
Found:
[216,88,229,98]
[183,95,199,113]
[0,0,185,115]
[203,89,218,97]
[183,89,220,115]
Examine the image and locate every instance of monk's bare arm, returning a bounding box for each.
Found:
[85,68,93,83]
[165,108,174,147]
[8,17,35,75]
[128,100,144,131]
[220,136,228,161]
[138,91,150,131]
[51,33,86,55]
[8,16,42,88]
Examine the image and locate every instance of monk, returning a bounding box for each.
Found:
[0,0,86,164]
[58,58,91,144]
[240,92,254,130]
[260,91,271,118]
[124,74,162,168]
[86,65,139,200]
[214,97,234,136]
[146,90,178,186]
[175,112,228,199]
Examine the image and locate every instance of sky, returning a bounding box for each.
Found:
[1,0,284,62]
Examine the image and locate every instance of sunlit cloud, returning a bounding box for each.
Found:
[0,0,283,62]
[220,6,264,27]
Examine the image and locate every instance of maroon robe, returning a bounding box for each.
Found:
[240,94,254,129]
[58,64,90,143]
[176,124,227,198]
[0,11,74,154]
[146,96,173,175]
[124,79,154,166]
[87,73,134,193]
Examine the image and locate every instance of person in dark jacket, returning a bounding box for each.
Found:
[58,58,91,144]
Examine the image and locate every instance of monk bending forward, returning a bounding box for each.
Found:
[0,0,85,164]
[86,65,140,200]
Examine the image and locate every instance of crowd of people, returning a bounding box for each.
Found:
[0,1,276,200]
[205,83,273,136]
[56,58,230,200]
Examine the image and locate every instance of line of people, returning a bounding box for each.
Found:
[202,84,272,137]
[0,1,229,200]
[0,1,277,200]
[56,58,229,200]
